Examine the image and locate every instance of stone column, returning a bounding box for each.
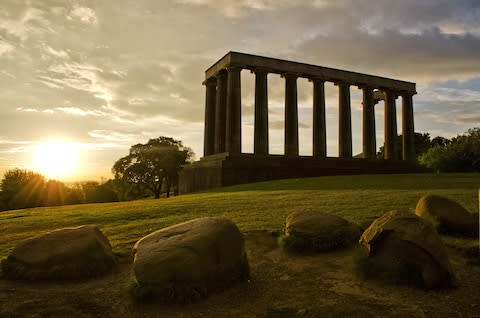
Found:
[254,68,269,155]
[384,89,397,160]
[362,86,376,159]
[312,78,326,158]
[203,77,216,156]
[225,66,242,154]
[338,82,352,158]
[402,92,415,162]
[214,71,227,153]
[284,73,299,157]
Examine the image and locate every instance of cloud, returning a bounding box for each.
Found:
[0,70,15,79]
[417,108,480,126]
[68,6,98,25]
[0,5,53,41]
[0,140,32,153]
[16,106,109,117]
[0,37,14,56]
[354,0,480,36]
[295,27,480,83]
[16,107,39,113]
[37,63,114,103]
[0,139,31,145]
[414,78,480,137]
[175,0,338,17]
[42,44,69,58]
[88,130,140,142]
[56,106,107,117]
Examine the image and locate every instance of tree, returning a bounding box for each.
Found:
[0,168,46,210]
[377,132,432,160]
[419,128,480,172]
[81,181,118,203]
[43,179,68,206]
[431,136,451,147]
[64,182,85,205]
[107,178,147,201]
[112,137,194,199]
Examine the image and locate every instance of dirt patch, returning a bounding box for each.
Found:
[1,230,479,317]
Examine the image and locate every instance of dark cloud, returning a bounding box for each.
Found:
[437,77,480,90]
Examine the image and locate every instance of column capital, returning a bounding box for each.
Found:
[202,77,217,86]
[399,90,416,97]
[381,88,400,99]
[214,70,227,80]
[250,67,271,75]
[334,81,350,87]
[225,65,243,72]
[308,77,326,83]
[281,72,300,79]
[373,90,385,104]
[357,84,375,90]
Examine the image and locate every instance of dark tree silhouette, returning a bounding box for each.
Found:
[0,168,46,210]
[431,136,451,147]
[419,128,480,172]
[112,137,194,199]
[43,179,67,206]
[377,132,432,160]
[0,170,122,211]
[81,181,118,203]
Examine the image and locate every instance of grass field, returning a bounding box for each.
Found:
[1,173,479,257]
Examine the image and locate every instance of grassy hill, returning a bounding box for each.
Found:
[1,173,479,257]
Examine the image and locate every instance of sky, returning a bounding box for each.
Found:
[0,0,479,182]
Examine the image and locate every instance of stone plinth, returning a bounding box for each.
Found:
[178,153,428,194]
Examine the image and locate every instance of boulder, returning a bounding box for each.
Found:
[282,211,362,252]
[415,194,478,236]
[132,217,249,303]
[1,225,116,280]
[358,210,455,289]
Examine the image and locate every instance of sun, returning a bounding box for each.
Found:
[33,141,81,180]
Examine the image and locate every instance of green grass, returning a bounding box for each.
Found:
[1,173,479,257]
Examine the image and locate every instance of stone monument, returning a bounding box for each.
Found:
[179,52,425,193]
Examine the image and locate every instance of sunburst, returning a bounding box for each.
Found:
[33,141,81,179]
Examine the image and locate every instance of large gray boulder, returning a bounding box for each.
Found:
[1,225,116,280]
[132,217,249,303]
[415,194,478,236]
[281,211,362,252]
[358,210,455,289]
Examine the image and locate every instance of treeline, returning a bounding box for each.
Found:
[0,136,194,212]
[376,128,479,172]
[0,168,121,212]
[0,166,185,212]
[418,128,480,172]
